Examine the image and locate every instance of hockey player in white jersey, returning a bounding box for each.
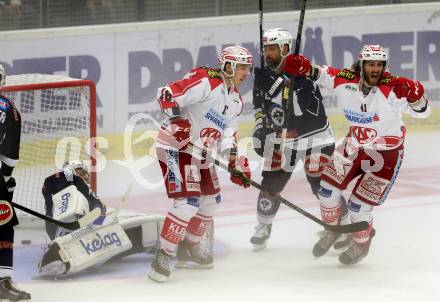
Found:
[149,45,253,282]
[38,161,164,278]
[281,44,430,265]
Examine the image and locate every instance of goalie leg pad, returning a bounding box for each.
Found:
[39,223,132,277]
[38,243,68,277]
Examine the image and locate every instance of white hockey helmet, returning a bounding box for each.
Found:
[0,64,6,87]
[263,28,292,50]
[218,45,253,77]
[62,160,90,184]
[358,44,388,68]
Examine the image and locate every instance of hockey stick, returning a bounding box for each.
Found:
[186,142,368,234]
[258,0,268,130]
[258,0,264,69]
[104,184,132,223]
[12,202,101,231]
[279,0,307,154]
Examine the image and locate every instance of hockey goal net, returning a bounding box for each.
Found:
[0,74,96,228]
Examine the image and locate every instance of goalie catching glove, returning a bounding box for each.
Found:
[228,155,251,188]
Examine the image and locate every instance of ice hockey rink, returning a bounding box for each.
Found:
[12,132,440,302]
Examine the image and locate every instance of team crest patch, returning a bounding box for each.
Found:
[0,200,13,226]
[356,174,389,203]
[185,165,201,192]
[258,197,275,215]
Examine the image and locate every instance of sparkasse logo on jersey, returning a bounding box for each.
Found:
[343,109,380,124]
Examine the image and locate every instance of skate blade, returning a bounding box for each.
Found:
[148,271,169,283]
[175,260,214,270]
[252,242,267,252]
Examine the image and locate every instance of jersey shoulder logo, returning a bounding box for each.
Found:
[379,74,394,85]
[201,67,222,79]
[0,98,10,111]
[336,69,356,80]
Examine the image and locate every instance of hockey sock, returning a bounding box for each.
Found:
[0,228,13,278]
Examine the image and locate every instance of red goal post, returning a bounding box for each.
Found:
[0,74,97,227]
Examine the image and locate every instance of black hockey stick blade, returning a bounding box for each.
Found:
[245,178,368,234]
[325,221,369,233]
[189,144,368,234]
[12,202,100,230]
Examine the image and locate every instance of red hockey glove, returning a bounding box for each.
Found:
[168,118,191,150]
[388,77,424,101]
[283,54,311,77]
[228,155,251,188]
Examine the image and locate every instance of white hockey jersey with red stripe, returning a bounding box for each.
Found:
[316,67,430,150]
[156,67,243,152]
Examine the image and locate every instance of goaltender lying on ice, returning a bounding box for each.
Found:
[37,161,166,277]
[38,213,165,277]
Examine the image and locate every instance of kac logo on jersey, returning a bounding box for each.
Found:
[200,127,221,148]
[349,126,378,144]
[204,108,227,130]
[79,232,122,255]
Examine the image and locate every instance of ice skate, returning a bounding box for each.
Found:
[175,240,213,269]
[0,277,31,302]
[339,228,375,265]
[312,229,341,257]
[333,233,353,250]
[250,223,272,251]
[148,249,171,283]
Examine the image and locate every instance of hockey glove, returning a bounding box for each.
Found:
[0,177,16,201]
[167,118,191,150]
[388,77,424,101]
[283,54,311,77]
[228,155,251,188]
[254,67,284,98]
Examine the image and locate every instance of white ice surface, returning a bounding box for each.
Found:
[13,132,440,302]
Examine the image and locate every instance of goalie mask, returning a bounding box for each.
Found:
[218,45,253,77]
[0,64,5,87]
[62,160,90,185]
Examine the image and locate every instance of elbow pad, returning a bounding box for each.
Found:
[157,87,181,119]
